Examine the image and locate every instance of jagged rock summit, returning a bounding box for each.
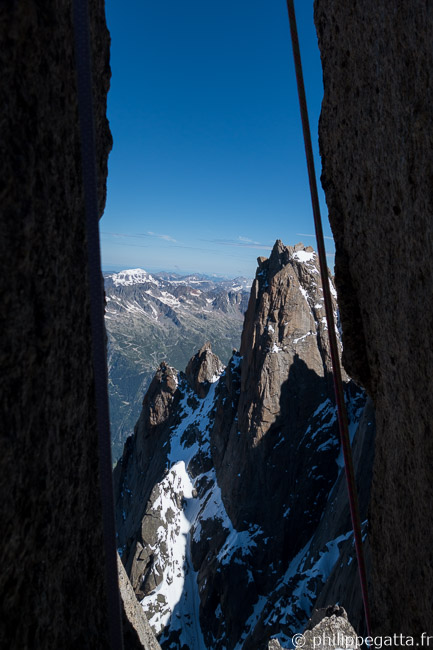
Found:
[185,341,224,398]
[302,606,360,649]
[114,241,374,649]
[267,606,360,650]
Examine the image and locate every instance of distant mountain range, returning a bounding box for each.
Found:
[104,269,252,460]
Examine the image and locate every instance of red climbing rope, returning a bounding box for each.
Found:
[285,0,373,639]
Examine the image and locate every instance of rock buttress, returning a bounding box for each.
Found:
[212,242,343,545]
[315,0,433,635]
[113,362,182,589]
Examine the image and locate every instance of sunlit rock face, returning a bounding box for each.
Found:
[315,0,433,635]
[114,242,374,648]
[215,241,342,534]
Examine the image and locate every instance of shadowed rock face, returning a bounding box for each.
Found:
[0,0,118,647]
[315,0,433,635]
[203,242,368,647]
[113,362,183,594]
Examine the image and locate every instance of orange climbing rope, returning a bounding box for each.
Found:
[285,0,373,639]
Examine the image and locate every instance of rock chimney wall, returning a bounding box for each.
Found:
[0,1,116,647]
[315,0,433,635]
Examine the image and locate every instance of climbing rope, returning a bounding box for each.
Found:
[285,0,373,638]
[72,1,124,648]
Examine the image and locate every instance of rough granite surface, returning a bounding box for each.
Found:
[118,553,162,650]
[302,607,360,649]
[268,607,360,649]
[185,341,224,398]
[315,0,433,636]
[0,0,120,647]
[214,242,343,539]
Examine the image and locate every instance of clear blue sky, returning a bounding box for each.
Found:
[101,0,334,277]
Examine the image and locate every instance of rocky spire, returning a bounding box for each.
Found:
[238,240,341,445]
[113,361,182,581]
[184,342,224,398]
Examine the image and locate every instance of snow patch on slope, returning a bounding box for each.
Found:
[142,461,194,632]
[139,377,222,649]
[139,369,269,648]
[292,250,316,263]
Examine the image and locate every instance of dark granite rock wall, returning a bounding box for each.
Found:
[0,1,118,647]
[315,0,433,635]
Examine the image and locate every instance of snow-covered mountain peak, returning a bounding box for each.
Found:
[110,269,159,287]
